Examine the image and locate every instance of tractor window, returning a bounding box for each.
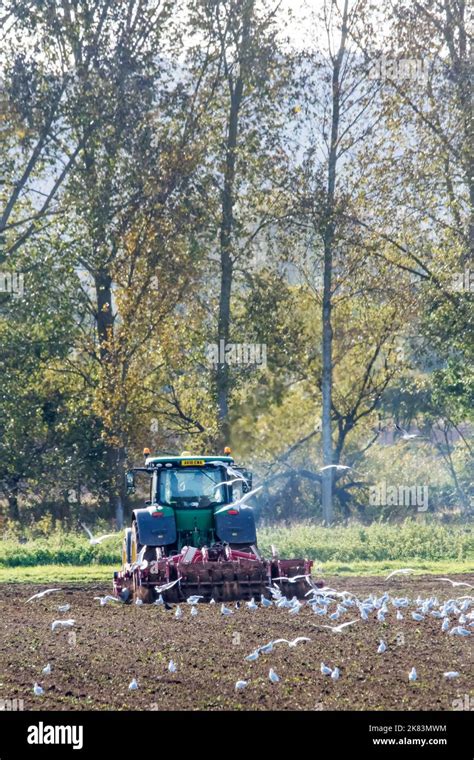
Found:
[157,467,229,508]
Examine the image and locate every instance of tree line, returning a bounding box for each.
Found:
[0,0,472,528]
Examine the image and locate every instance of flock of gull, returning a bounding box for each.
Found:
[25,570,472,699]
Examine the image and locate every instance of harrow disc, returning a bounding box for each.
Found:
[114,555,321,604]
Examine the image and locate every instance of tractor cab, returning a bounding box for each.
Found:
[158,465,227,508]
[124,452,254,557]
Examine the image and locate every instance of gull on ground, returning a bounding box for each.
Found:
[168,660,177,673]
[245,651,259,662]
[235,680,248,691]
[51,619,75,631]
[191,606,198,617]
[94,595,122,606]
[377,640,387,654]
[269,668,280,683]
[331,667,340,681]
[321,662,332,675]
[33,683,44,696]
[174,606,183,619]
[186,595,204,605]
[128,678,138,690]
[42,664,52,675]
[58,604,71,613]
[444,671,460,679]
[448,627,471,636]
[392,597,409,608]
[288,601,302,615]
[409,667,417,682]
[221,604,233,616]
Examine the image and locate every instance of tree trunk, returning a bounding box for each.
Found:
[320,0,349,525]
[95,269,125,528]
[215,2,253,450]
[439,425,470,513]
[7,480,20,522]
[106,445,126,529]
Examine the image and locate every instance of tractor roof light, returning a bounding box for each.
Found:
[227,509,239,515]
[143,447,151,456]
[224,446,232,455]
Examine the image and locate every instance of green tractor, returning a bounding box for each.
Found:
[113,450,316,602]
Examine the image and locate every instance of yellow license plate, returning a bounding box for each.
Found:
[181,459,206,466]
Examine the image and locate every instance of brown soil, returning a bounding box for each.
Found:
[0,575,472,711]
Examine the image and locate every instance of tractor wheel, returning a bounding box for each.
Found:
[131,520,142,563]
[122,528,133,567]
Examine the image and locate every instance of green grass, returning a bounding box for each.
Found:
[0,564,118,583]
[0,521,472,580]
[257,521,473,562]
[0,532,122,567]
[319,558,473,575]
